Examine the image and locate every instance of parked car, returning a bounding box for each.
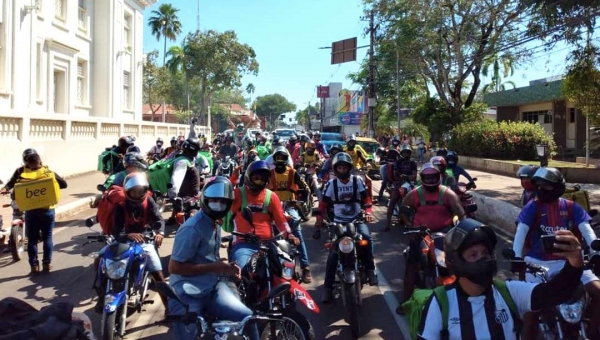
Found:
[320,132,345,152]
[355,137,381,159]
[274,128,296,143]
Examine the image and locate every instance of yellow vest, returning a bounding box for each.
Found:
[269,167,297,201]
[345,148,365,168]
[302,152,319,165]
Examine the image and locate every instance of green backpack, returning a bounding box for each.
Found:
[221,187,272,233]
[256,145,269,160]
[147,156,191,194]
[98,149,118,172]
[402,279,521,340]
[198,151,213,173]
[102,172,119,190]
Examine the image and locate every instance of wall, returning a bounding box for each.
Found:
[0,114,211,180]
[496,106,519,121]
[553,100,567,149]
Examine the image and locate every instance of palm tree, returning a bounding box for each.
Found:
[148,3,182,66]
[246,83,256,108]
[482,53,517,93]
[166,43,192,110]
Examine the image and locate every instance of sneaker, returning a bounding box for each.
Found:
[30,265,40,275]
[367,270,378,286]
[301,268,312,284]
[42,264,52,273]
[322,288,333,304]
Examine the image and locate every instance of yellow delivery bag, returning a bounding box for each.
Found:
[562,185,591,212]
[14,166,61,211]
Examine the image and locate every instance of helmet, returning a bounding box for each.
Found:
[400,144,412,159]
[387,149,400,162]
[273,146,290,164]
[244,160,271,193]
[236,123,244,132]
[243,136,254,149]
[156,137,164,145]
[436,148,448,158]
[118,136,135,149]
[199,176,234,220]
[430,156,447,174]
[419,162,441,188]
[391,136,401,147]
[307,131,314,138]
[329,143,343,157]
[289,135,298,143]
[123,152,148,171]
[123,172,149,203]
[170,136,177,146]
[446,151,459,167]
[305,140,316,150]
[299,134,310,143]
[314,131,321,139]
[444,219,497,286]
[531,167,566,203]
[183,138,201,153]
[375,147,387,158]
[225,133,234,142]
[273,137,281,146]
[332,152,353,180]
[22,148,38,162]
[517,165,540,179]
[126,145,141,154]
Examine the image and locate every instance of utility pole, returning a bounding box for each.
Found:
[320,96,324,132]
[197,0,200,32]
[396,49,401,136]
[367,10,376,138]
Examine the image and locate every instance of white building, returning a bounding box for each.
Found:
[0,0,210,179]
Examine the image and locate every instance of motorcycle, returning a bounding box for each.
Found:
[93,184,167,215]
[319,216,372,338]
[216,155,236,178]
[84,223,158,340]
[504,242,600,340]
[454,177,477,218]
[155,281,308,340]
[0,193,26,262]
[230,207,318,340]
[172,195,201,227]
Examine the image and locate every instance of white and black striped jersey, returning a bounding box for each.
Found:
[418,280,537,340]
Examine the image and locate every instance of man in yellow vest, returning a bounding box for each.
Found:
[268,146,313,283]
[344,134,374,200]
[296,140,323,201]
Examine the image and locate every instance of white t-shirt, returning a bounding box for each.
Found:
[418,280,537,340]
[322,176,367,223]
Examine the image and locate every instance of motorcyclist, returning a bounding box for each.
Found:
[319,143,343,182]
[215,133,239,176]
[389,136,401,150]
[109,152,148,188]
[313,131,329,157]
[95,173,167,313]
[231,137,260,187]
[162,137,177,158]
[296,140,323,201]
[382,145,417,232]
[265,146,293,169]
[234,123,245,146]
[256,134,271,160]
[419,219,585,340]
[267,147,313,283]
[167,138,201,224]
[168,177,260,340]
[396,162,465,314]
[286,134,300,157]
[445,151,476,187]
[513,167,600,339]
[430,155,457,188]
[102,136,134,174]
[147,138,164,162]
[313,152,378,303]
[292,134,310,165]
[198,142,213,175]
[164,136,186,160]
[376,147,391,202]
[229,160,299,269]
[517,164,539,207]
[344,134,373,200]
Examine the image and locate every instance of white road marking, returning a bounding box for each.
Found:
[375,265,412,340]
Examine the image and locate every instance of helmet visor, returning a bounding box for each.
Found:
[203,180,234,200]
[128,187,146,201]
[421,173,440,186]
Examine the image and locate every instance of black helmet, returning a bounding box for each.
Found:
[243,136,254,149]
[400,144,412,159]
[156,138,164,145]
[236,123,244,132]
[445,219,497,286]
[299,134,310,142]
[183,138,201,153]
[200,176,234,220]
[123,152,148,171]
[436,148,448,158]
[391,136,401,147]
[126,145,141,154]
[273,146,289,164]
[22,148,38,162]
[516,165,540,179]
[123,173,149,203]
[289,135,298,143]
[375,147,387,158]
[387,149,400,162]
[118,136,135,149]
[332,152,353,180]
[531,167,566,203]
[446,151,459,167]
[170,136,177,146]
[244,160,271,193]
[329,143,343,156]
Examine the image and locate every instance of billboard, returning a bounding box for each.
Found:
[337,90,366,125]
[317,86,329,98]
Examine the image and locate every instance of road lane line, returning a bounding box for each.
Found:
[375,265,412,340]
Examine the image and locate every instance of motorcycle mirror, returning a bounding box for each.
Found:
[502,248,516,260]
[85,218,95,228]
[242,207,254,225]
[589,209,598,218]
[153,221,163,230]
[96,184,106,193]
[591,239,600,251]
[465,204,478,214]
[268,282,291,300]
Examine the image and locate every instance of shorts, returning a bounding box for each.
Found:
[98,243,163,273]
[524,256,598,285]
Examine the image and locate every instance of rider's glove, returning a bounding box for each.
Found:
[312,229,321,240]
[467,181,477,190]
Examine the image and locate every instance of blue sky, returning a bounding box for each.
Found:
[142,0,572,111]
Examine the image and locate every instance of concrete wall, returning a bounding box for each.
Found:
[553,100,567,149]
[0,114,211,181]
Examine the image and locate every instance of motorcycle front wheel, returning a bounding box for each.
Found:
[259,311,314,340]
[102,310,118,340]
[9,223,24,262]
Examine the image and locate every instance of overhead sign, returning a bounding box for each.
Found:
[338,112,364,126]
[317,86,330,98]
[331,37,357,65]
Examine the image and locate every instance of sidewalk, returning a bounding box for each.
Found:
[1,172,106,226]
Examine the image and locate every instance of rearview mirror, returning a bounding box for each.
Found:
[96,184,106,193]
[85,218,95,228]
[591,239,600,252]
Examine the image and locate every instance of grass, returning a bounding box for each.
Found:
[499,159,594,168]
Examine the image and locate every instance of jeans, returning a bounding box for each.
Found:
[287,207,309,269]
[169,281,260,340]
[230,243,260,270]
[324,223,374,289]
[378,164,388,199]
[418,148,425,162]
[25,208,56,267]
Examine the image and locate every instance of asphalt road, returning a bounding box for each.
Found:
[0,181,518,339]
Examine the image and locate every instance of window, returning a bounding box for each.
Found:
[77,61,87,105]
[123,72,131,109]
[53,69,66,113]
[123,14,132,51]
[36,43,42,100]
[544,113,552,124]
[78,0,87,32]
[569,108,576,123]
[522,111,539,124]
[54,0,65,20]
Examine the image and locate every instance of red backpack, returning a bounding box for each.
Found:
[96,186,149,235]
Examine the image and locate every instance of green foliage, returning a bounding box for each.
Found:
[449,120,556,160]
[562,44,600,125]
[412,98,487,142]
[400,119,430,141]
[142,50,171,119]
[148,3,182,64]
[254,94,296,129]
[173,110,194,124]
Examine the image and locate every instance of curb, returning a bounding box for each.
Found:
[55,195,97,221]
[471,192,519,240]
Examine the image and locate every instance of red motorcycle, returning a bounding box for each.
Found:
[454,177,477,218]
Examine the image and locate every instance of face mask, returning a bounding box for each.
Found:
[464,259,497,287]
[521,181,535,191]
[536,187,563,203]
[208,202,228,212]
[275,164,286,173]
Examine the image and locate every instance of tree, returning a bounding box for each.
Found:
[246,83,256,107]
[482,53,517,93]
[166,43,193,110]
[295,103,319,131]
[254,94,296,130]
[563,44,600,125]
[148,3,182,65]
[368,0,527,124]
[177,30,259,123]
[142,50,170,121]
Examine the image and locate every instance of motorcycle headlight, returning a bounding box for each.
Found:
[558,297,585,323]
[104,258,128,280]
[338,237,355,254]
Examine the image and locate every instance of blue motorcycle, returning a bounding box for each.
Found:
[84,225,157,340]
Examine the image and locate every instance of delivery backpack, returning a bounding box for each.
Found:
[221,187,272,233]
[401,279,521,340]
[256,145,269,160]
[96,186,149,235]
[14,166,61,211]
[147,156,191,194]
[97,147,118,172]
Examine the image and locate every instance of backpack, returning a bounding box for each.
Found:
[14,166,62,210]
[221,187,272,233]
[416,185,447,207]
[256,145,269,160]
[332,176,360,204]
[96,186,149,235]
[98,149,118,172]
[402,279,521,340]
[147,156,191,194]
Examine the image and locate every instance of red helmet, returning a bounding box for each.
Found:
[420,162,441,188]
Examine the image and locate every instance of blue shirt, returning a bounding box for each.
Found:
[516,198,590,260]
[169,211,221,297]
[448,165,473,182]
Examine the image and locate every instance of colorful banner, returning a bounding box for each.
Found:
[337,90,366,125]
[338,112,364,125]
